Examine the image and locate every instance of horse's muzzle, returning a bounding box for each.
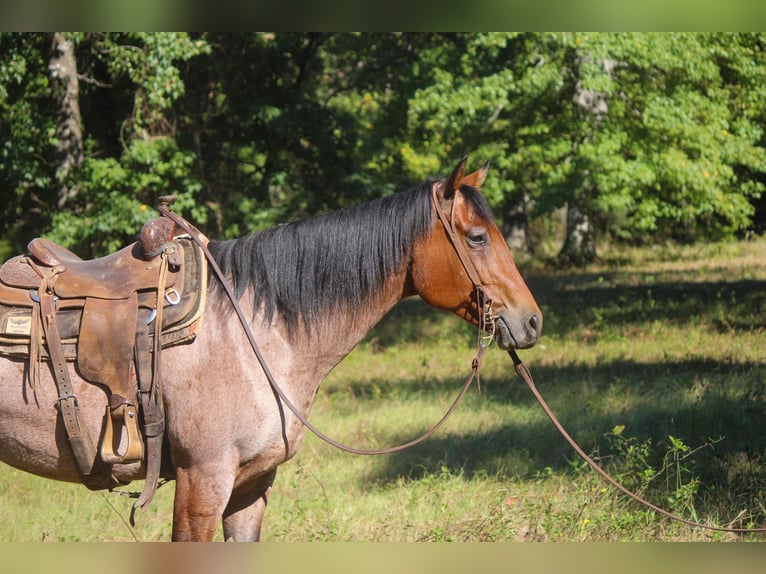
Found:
[494,310,541,350]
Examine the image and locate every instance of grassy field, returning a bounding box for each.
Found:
[1,238,765,542]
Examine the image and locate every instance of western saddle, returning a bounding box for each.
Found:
[0,196,207,514]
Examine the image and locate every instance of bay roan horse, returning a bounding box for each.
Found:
[0,158,541,541]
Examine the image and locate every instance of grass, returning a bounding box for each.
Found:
[1,237,765,541]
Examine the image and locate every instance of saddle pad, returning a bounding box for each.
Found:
[0,237,207,358]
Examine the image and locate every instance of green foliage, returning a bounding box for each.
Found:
[592,33,766,241]
[47,138,203,255]
[404,33,766,247]
[53,34,207,256]
[603,427,707,520]
[1,33,766,259]
[103,33,210,117]
[0,34,57,250]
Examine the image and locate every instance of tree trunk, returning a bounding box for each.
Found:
[559,202,596,265]
[557,52,614,265]
[49,32,83,209]
[502,192,533,256]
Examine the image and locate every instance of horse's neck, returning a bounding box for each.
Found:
[285,273,409,379]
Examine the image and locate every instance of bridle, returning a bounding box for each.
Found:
[430,183,496,344]
[159,182,494,456]
[433,180,765,535]
[432,185,765,533]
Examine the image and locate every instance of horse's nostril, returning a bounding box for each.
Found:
[528,314,540,337]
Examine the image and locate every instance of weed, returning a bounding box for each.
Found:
[600,428,712,522]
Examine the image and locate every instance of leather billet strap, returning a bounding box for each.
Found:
[508,348,766,534]
[130,251,169,524]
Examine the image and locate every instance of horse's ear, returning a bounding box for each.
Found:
[460,160,489,190]
[442,156,468,200]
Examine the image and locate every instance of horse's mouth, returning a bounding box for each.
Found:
[493,313,539,350]
[494,316,515,350]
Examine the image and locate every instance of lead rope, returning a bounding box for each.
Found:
[508,348,766,534]
[158,205,486,456]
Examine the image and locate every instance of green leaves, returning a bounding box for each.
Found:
[101,33,210,128]
[31,33,209,256]
[45,137,203,255]
[1,33,766,261]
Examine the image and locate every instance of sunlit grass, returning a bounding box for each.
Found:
[1,237,765,541]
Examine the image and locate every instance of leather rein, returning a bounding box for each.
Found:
[508,350,766,534]
[433,186,764,533]
[159,184,492,456]
[161,191,764,535]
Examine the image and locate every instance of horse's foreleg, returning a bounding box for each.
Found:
[222,469,277,542]
[172,464,235,542]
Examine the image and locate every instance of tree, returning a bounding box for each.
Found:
[49,32,83,210]
[576,33,766,246]
[402,33,538,252]
[2,33,765,263]
[41,33,208,256]
[402,33,766,262]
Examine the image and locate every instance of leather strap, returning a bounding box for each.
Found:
[38,271,116,489]
[431,184,484,289]
[130,252,169,523]
[508,348,766,534]
[158,189,490,456]
[431,184,495,339]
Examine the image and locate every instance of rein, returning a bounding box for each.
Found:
[159,194,763,534]
[158,186,490,456]
[508,348,766,535]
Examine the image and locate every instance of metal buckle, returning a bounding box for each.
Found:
[146,289,181,324]
[478,289,495,347]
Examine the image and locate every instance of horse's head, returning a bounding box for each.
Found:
[410,157,542,350]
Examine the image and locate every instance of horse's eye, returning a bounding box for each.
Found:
[466,231,488,247]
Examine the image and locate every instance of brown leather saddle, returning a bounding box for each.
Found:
[0,197,206,507]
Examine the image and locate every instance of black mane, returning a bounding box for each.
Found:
[207,182,436,335]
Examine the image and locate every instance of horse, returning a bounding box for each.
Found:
[0,158,542,541]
